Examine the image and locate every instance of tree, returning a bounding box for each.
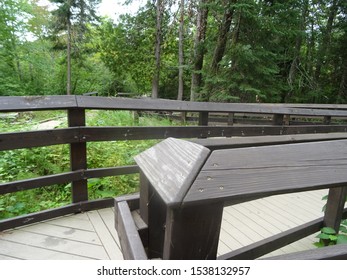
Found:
[49,0,100,95]
[177,0,185,100]
[152,0,165,98]
[190,0,209,101]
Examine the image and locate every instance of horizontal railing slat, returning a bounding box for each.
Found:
[77,96,347,116]
[84,166,139,178]
[0,128,80,151]
[0,171,82,195]
[218,208,347,260]
[2,96,347,117]
[2,125,347,151]
[0,198,114,231]
[0,166,140,194]
[0,96,77,112]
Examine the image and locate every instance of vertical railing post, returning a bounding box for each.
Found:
[198,111,209,126]
[323,187,347,231]
[324,116,332,125]
[228,113,234,126]
[272,114,284,125]
[198,111,209,138]
[68,108,88,203]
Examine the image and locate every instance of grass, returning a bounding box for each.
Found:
[0,109,174,219]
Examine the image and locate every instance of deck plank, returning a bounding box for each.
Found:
[0,229,109,259]
[97,208,123,252]
[87,210,123,260]
[44,215,95,231]
[19,223,102,245]
[0,239,93,260]
[0,189,330,260]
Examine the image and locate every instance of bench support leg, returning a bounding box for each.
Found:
[324,187,347,231]
[163,202,223,260]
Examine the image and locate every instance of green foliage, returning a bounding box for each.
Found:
[0,110,173,219]
[314,223,347,247]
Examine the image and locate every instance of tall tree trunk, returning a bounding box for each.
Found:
[204,1,235,100]
[287,0,309,101]
[190,0,209,101]
[67,17,72,95]
[314,0,339,82]
[211,7,234,72]
[152,0,165,99]
[338,61,347,103]
[177,0,185,101]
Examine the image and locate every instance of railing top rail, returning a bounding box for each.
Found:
[1,95,347,117]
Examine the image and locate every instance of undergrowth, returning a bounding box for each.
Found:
[0,110,173,219]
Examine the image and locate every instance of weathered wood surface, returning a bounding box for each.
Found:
[0,209,123,260]
[0,166,138,195]
[134,137,210,206]
[0,190,329,259]
[263,244,347,260]
[186,139,347,206]
[323,187,347,231]
[3,126,347,152]
[218,215,326,260]
[114,200,148,260]
[2,96,347,117]
[163,202,223,259]
[0,198,114,231]
[0,96,77,112]
[191,133,347,150]
[68,108,88,203]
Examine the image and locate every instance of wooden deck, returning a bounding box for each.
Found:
[0,189,328,260]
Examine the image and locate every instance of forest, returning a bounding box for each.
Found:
[1,0,346,103]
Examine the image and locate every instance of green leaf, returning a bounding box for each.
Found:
[321,227,337,235]
[313,241,325,248]
[336,235,347,244]
[328,235,338,241]
[321,194,329,200]
[316,233,331,240]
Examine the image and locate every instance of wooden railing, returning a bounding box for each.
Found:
[1,95,347,231]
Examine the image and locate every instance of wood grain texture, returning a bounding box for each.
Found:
[186,139,347,206]
[0,96,77,112]
[76,96,347,117]
[2,126,347,152]
[135,138,210,206]
[191,133,347,150]
[0,198,114,231]
[263,244,347,260]
[115,201,147,260]
[323,187,347,231]
[2,96,347,117]
[163,202,224,260]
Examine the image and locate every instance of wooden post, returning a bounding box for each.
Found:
[139,170,150,224]
[139,171,167,259]
[133,111,140,125]
[198,112,209,138]
[181,112,187,124]
[324,116,332,125]
[272,114,284,125]
[198,111,209,126]
[323,187,347,231]
[68,108,88,203]
[228,113,234,126]
[163,203,223,259]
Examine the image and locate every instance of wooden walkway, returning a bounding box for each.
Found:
[0,190,328,260]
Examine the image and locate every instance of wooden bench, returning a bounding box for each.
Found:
[114,137,347,259]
